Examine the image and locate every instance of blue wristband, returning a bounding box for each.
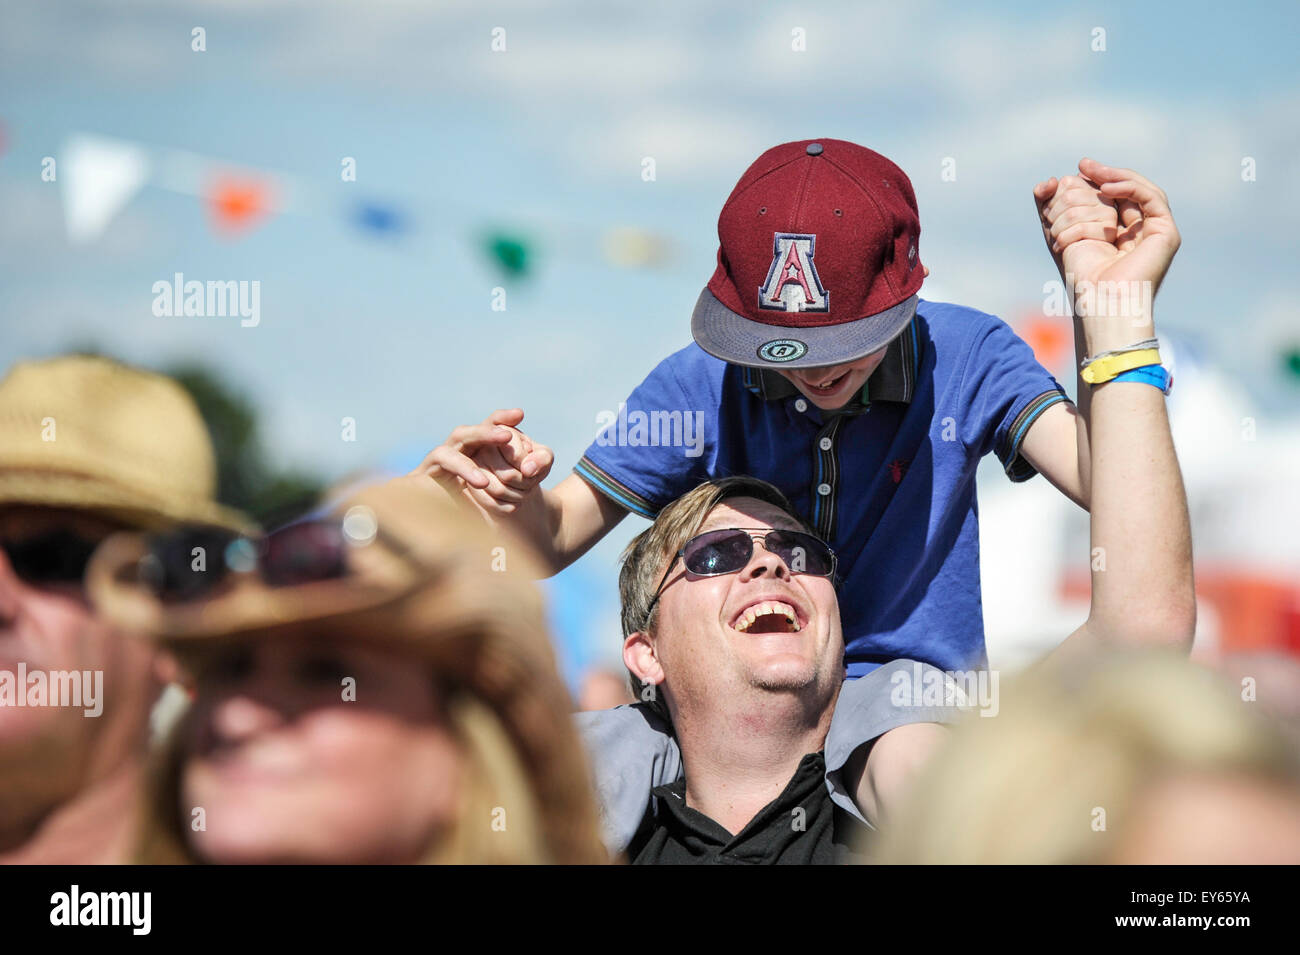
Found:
[1108,364,1172,395]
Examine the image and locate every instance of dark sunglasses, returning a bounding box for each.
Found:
[136,519,355,602]
[644,526,837,621]
[1,529,104,587]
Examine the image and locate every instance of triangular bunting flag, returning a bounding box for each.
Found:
[354,201,407,236]
[484,232,532,277]
[1284,346,1300,381]
[60,134,151,243]
[602,227,670,267]
[207,174,273,235]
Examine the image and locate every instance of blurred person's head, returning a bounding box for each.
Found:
[866,651,1300,864]
[618,476,845,730]
[0,505,149,847]
[0,355,248,861]
[91,478,607,864]
[1216,650,1300,753]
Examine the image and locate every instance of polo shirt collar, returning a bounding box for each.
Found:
[645,753,828,862]
[740,316,920,406]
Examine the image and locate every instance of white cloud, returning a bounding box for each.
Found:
[561,108,770,180]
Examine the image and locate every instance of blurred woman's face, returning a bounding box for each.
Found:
[180,633,462,864]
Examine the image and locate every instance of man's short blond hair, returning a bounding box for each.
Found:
[616,476,816,713]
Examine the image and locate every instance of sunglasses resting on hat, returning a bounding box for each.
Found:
[130,517,393,602]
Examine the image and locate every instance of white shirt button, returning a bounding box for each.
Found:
[794,399,808,413]
[817,482,832,496]
[819,437,832,451]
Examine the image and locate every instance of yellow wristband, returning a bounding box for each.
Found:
[1080,348,1161,384]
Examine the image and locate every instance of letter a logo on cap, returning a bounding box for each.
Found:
[758,233,828,313]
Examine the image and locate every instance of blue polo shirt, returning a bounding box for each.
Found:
[575,298,1069,676]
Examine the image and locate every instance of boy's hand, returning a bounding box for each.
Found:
[411,408,554,529]
[1034,158,1181,351]
[1033,163,1119,289]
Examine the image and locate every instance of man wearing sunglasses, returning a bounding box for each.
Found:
[580,475,962,862]
[0,355,250,863]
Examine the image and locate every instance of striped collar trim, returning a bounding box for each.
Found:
[740,318,920,406]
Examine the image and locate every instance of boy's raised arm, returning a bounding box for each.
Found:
[1039,160,1196,657]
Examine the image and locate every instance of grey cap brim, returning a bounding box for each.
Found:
[691,288,917,369]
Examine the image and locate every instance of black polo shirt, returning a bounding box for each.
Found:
[628,752,870,865]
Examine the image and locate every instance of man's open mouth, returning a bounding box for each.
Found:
[732,600,802,634]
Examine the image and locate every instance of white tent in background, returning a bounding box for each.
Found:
[979,333,1300,671]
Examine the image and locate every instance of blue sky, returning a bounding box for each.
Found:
[2,0,1298,681]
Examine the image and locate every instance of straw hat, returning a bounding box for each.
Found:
[88,477,610,865]
[0,355,251,532]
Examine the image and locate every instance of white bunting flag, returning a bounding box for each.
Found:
[60,134,150,243]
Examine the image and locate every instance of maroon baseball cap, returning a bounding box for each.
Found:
[691,138,924,370]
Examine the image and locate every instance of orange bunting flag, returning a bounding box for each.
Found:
[207,174,272,234]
